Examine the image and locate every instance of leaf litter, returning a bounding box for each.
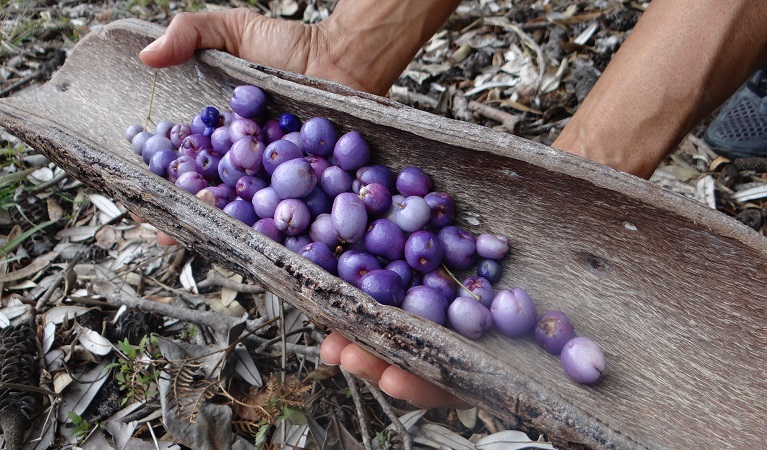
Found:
[1,0,766,449]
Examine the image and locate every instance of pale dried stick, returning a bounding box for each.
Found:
[363,380,413,450]
[341,368,373,450]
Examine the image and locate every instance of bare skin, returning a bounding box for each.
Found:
[138,0,767,409]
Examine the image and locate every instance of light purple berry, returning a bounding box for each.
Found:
[490,288,538,338]
[560,337,606,384]
[535,310,576,355]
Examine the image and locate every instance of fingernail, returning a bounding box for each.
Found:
[141,34,165,54]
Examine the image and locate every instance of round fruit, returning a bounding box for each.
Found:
[337,250,381,287]
[490,288,538,338]
[447,297,493,340]
[535,310,576,355]
[331,192,368,243]
[230,85,267,119]
[299,242,338,275]
[404,230,443,272]
[402,285,449,325]
[271,158,318,199]
[333,130,370,171]
[396,166,432,197]
[476,233,509,260]
[359,269,404,306]
[476,258,503,283]
[560,337,606,384]
[438,226,476,270]
[301,117,337,156]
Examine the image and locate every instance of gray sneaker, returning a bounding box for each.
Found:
[704,68,767,158]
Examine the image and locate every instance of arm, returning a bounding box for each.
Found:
[140,0,462,96]
[553,0,767,178]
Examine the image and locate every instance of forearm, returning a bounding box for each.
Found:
[553,0,767,178]
[315,0,463,95]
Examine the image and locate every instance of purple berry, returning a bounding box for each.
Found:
[170,123,192,148]
[229,118,261,143]
[331,192,368,243]
[190,113,205,135]
[560,337,606,384]
[229,136,266,173]
[273,199,311,236]
[424,192,455,229]
[195,149,223,181]
[271,158,318,199]
[154,120,175,138]
[364,218,405,261]
[167,155,197,183]
[125,124,144,143]
[490,288,538,338]
[282,132,304,151]
[535,311,576,355]
[477,258,502,283]
[230,85,267,119]
[304,155,330,178]
[299,242,338,275]
[148,149,177,178]
[421,267,457,302]
[175,171,208,195]
[386,260,415,290]
[396,166,432,197]
[359,183,392,216]
[142,135,174,164]
[333,130,370,171]
[284,235,312,253]
[179,134,212,159]
[262,139,303,176]
[131,131,153,156]
[302,187,332,218]
[210,125,233,153]
[196,186,232,209]
[404,230,443,272]
[359,269,404,306]
[355,165,395,193]
[309,213,340,247]
[476,233,509,260]
[337,250,381,287]
[438,226,476,270]
[236,175,268,202]
[279,113,301,133]
[200,106,220,127]
[460,276,495,308]
[223,198,258,226]
[260,118,285,144]
[300,117,337,157]
[448,297,493,340]
[252,186,282,219]
[402,285,449,325]
[320,165,353,198]
[252,218,284,242]
[218,151,248,188]
[394,196,431,232]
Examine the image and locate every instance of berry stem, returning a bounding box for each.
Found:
[144,71,158,131]
[441,263,480,301]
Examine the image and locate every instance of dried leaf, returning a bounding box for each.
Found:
[56,225,99,242]
[456,407,477,429]
[475,430,555,449]
[695,175,716,209]
[180,258,198,294]
[385,409,427,433]
[272,419,309,448]
[0,312,9,329]
[89,193,124,222]
[28,167,53,184]
[732,183,767,203]
[42,320,56,353]
[233,343,263,387]
[80,428,117,450]
[76,323,113,356]
[57,359,111,421]
[414,423,474,450]
[43,305,91,324]
[0,250,59,282]
[573,21,599,46]
[53,372,73,394]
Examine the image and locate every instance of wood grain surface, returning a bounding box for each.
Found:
[1,19,765,449]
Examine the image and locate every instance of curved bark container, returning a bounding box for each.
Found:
[1,19,765,449]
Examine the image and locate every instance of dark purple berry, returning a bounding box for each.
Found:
[210,125,232,153]
[195,149,223,181]
[355,165,395,193]
[386,260,415,290]
[477,259,502,283]
[302,187,332,218]
[223,198,258,226]
[331,192,368,243]
[300,117,337,157]
[359,183,392,216]
[396,166,432,197]
[333,130,370,171]
[218,151,248,188]
[460,276,495,308]
[424,192,455,229]
[421,267,457,302]
[364,218,405,261]
[149,149,177,178]
[535,311,576,355]
[359,269,404,306]
[299,242,338,275]
[252,218,284,242]
[320,166,353,198]
[438,226,476,270]
[235,175,268,202]
[262,139,303,175]
[337,250,381,287]
[142,135,174,164]
[279,113,301,133]
[260,118,285,144]
[200,106,220,127]
[404,230,443,272]
[284,235,312,253]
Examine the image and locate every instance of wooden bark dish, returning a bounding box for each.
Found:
[1,19,766,450]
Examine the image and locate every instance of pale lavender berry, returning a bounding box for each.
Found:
[190,113,205,134]
[271,158,318,199]
[460,276,495,308]
[170,123,192,148]
[230,85,267,119]
[355,165,395,193]
[196,186,232,210]
[386,194,406,222]
[167,155,196,183]
[284,235,312,253]
[424,192,455,229]
[359,269,404,306]
[448,297,493,340]
[320,165,353,198]
[223,198,258,226]
[337,250,381,287]
[476,233,509,260]
[404,230,443,272]
[282,132,304,151]
[560,337,606,384]
[142,135,174,164]
[402,285,449,325]
[299,242,338,275]
[273,199,311,236]
[364,218,405,261]
[175,171,208,195]
[309,213,340,247]
[331,192,368,243]
[396,166,432,197]
[229,136,266,173]
[301,117,337,156]
[131,131,152,156]
[304,155,330,178]
[490,288,538,338]
[252,187,282,219]
[438,226,477,270]
[394,196,431,232]
[218,151,248,188]
[154,120,175,138]
[125,124,144,143]
[252,218,284,242]
[210,125,232,153]
[179,134,212,159]
[148,149,177,178]
[262,139,303,175]
[535,311,576,355]
[333,130,370,171]
[359,183,392,216]
[421,267,457,302]
[229,118,261,144]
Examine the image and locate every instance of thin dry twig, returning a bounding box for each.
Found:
[363,380,413,450]
[196,270,264,294]
[341,368,373,450]
[468,100,520,133]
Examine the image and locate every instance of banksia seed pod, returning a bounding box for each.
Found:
[0,322,42,450]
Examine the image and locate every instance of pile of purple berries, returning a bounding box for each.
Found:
[124,85,605,384]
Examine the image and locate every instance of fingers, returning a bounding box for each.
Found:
[320,331,352,365]
[130,213,179,246]
[379,365,470,410]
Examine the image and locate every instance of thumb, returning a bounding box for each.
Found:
[139,8,297,69]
